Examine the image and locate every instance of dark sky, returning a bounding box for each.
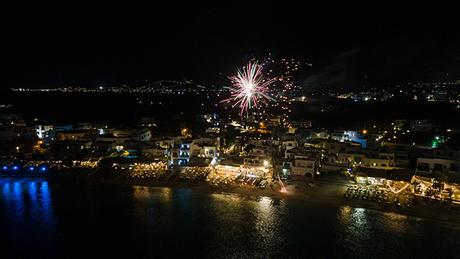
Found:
[4,3,460,88]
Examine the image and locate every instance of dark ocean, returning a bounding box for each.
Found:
[1,178,460,258]
[1,91,459,130]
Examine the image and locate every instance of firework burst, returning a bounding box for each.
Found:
[222,61,276,116]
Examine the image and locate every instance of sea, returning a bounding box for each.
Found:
[1,178,459,258]
[1,91,459,130]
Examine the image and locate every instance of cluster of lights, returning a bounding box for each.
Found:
[386,181,410,194]
[1,165,48,172]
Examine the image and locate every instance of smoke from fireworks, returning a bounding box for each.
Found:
[222,61,276,116]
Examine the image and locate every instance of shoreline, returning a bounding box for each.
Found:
[2,175,460,225]
[106,178,460,225]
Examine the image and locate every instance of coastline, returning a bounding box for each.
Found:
[107,178,460,225]
[2,175,460,225]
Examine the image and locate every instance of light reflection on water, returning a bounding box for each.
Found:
[338,206,369,233]
[0,179,56,257]
[0,179,55,225]
[382,212,409,233]
[336,206,428,258]
[132,185,173,201]
[204,193,288,258]
[337,206,371,256]
[0,180,460,258]
[12,182,25,218]
[119,186,460,258]
[254,196,285,252]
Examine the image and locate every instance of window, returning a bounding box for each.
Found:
[417,163,429,171]
[433,164,443,172]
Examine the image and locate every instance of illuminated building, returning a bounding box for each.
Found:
[56,130,89,141]
[394,119,407,130]
[205,127,220,134]
[35,125,54,139]
[189,137,220,158]
[136,129,152,142]
[170,141,191,166]
[416,157,459,175]
[283,147,321,178]
[243,155,268,167]
[412,174,460,204]
[361,152,400,170]
[311,129,330,140]
[113,129,134,138]
[290,156,319,178]
[431,136,445,148]
[324,140,361,156]
[141,146,168,160]
[354,167,413,188]
[281,136,297,151]
[215,157,268,178]
[290,120,312,129]
[330,130,367,147]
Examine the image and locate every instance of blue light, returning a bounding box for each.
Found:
[40,166,47,172]
[2,166,7,170]
[12,166,19,170]
[29,166,35,171]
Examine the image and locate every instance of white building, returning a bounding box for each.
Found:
[416,157,460,175]
[189,137,219,158]
[361,152,400,170]
[311,129,330,140]
[142,146,167,159]
[137,129,152,142]
[290,156,319,177]
[36,125,54,139]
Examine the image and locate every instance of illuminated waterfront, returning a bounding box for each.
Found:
[1,178,460,258]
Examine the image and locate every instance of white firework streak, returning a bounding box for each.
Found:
[222,61,276,117]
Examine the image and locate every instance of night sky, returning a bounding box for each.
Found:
[4,3,460,89]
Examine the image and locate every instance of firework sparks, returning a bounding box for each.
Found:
[263,53,312,92]
[222,61,276,116]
